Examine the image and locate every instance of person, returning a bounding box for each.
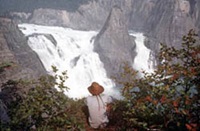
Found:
[84,82,113,129]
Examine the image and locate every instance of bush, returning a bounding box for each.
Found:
[0,62,14,73]
[114,30,200,130]
[2,66,85,131]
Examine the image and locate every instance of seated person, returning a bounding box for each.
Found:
[84,82,113,129]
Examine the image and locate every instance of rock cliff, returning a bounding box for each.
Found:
[0,18,46,86]
[191,0,200,34]
[144,0,196,48]
[94,6,136,78]
[125,0,199,63]
[0,0,200,79]
[9,0,133,30]
[6,0,199,44]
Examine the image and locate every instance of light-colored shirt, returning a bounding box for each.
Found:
[85,94,113,129]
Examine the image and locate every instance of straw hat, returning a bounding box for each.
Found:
[88,82,104,95]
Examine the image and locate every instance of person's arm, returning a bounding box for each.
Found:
[106,96,114,113]
[107,96,114,103]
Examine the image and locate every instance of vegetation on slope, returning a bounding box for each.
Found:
[113,29,200,130]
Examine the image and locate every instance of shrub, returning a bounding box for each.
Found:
[2,66,85,131]
[114,30,200,130]
[0,62,14,73]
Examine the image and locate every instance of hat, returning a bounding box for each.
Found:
[88,82,104,95]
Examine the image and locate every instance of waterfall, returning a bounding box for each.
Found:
[18,24,153,99]
[129,32,154,75]
[18,24,120,99]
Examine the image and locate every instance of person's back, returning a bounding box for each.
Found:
[85,82,113,129]
[85,94,112,128]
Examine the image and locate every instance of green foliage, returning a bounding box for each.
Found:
[3,66,85,131]
[114,29,200,130]
[0,62,14,73]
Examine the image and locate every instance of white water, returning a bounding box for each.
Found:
[130,33,154,75]
[18,24,153,99]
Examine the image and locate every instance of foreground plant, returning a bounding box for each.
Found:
[114,30,200,130]
[2,66,85,131]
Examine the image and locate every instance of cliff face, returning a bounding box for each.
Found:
[94,6,136,78]
[121,0,200,62]
[192,0,200,34]
[27,0,133,30]
[24,0,109,30]
[0,18,46,86]
[28,8,70,27]
[8,0,200,43]
[144,0,196,49]
[0,0,199,79]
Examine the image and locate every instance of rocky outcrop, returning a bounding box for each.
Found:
[29,9,70,27]
[8,0,199,45]
[0,18,46,86]
[130,0,156,31]
[94,6,136,78]
[127,0,199,65]
[22,0,110,30]
[18,0,133,30]
[9,12,32,24]
[190,0,200,35]
[26,2,107,30]
[1,0,200,32]
[144,0,196,48]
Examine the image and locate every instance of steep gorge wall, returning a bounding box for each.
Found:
[0,0,199,81]
[192,0,200,34]
[144,0,196,48]
[127,0,200,61]
[7,0,199,43]
[27,0,133,30]
[0,18,46,86]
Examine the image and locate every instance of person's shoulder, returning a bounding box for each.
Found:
[101,94,113,100]
[101,94,109,97]
[86,95,96,100]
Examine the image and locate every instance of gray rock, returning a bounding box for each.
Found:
[24,0,133,30]
[145,0,195,47]
[190,0,200,36]
[29,8,70,27]
[94,6,136,78]
[27,1,110,30]
[0,18,46,86]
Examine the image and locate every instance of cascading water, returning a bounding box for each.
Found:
[129,32,154,75]
[18,24,153,99]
